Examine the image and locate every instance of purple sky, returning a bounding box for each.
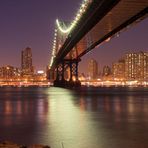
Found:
[0,0,147,73]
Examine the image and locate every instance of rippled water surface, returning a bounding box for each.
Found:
[0,86,148,148]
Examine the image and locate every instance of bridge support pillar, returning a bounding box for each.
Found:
[54,59,81,88]
[69,60,80,87]
[54,63,66,87]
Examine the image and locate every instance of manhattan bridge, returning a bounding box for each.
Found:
[47,0,148,87]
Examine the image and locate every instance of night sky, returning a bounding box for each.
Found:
[0,0,147,73]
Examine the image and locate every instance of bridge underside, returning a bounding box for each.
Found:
[76,0,148,59]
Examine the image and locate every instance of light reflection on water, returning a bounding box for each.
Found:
[0,87,148,148]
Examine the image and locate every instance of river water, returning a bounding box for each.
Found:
[0,86,148,148]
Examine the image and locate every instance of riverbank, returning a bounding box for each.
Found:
[0,141,50,148]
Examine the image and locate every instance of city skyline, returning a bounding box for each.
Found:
[0,0,147,72]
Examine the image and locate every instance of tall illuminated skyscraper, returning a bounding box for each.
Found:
[125,51,148,81]
[21,47,34,76]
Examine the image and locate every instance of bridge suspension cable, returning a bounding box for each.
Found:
[56,0,92,34]
[49,29,57,68]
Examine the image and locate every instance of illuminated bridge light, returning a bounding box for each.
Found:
[49,28,58,67]
[56,0,91,34]
[56,19,74,34]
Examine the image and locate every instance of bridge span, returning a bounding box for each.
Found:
[48,0,148,87]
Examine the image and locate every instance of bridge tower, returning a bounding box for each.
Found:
[48,21,81,87]
[53,59,81,87]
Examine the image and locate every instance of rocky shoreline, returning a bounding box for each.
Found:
[0,141,50,148]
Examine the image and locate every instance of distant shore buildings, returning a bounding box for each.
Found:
[0,65,20,80]
[0,47,46,83]
[112,51,148,82]
[85,51,147,83]
[0,49,147,86]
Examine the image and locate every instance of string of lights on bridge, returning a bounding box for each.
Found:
[49,0,92,68]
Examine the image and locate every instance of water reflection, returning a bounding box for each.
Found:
[77,93,148,117]
[0,87,148,148]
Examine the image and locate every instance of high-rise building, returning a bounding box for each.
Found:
[21,47,34,76]
[125,51,148,81]
[88,59,98,79]
[112,59,125,80]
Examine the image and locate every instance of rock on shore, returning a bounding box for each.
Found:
[0,141,50,148]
